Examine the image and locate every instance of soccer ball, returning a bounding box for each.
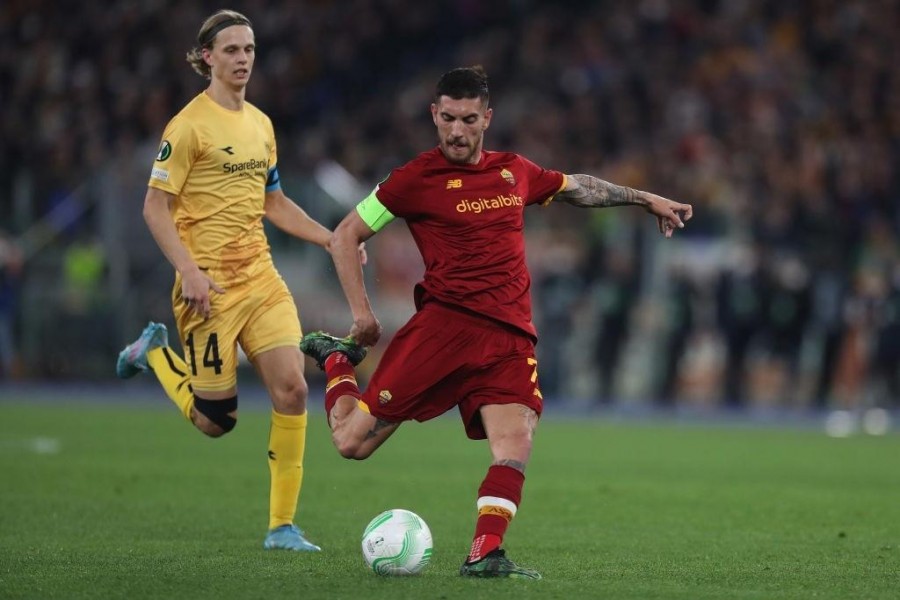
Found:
[361,509,433,576]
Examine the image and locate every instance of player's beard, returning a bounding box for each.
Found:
[441,137,479,165]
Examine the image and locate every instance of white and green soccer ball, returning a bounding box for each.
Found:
[361,509,433,576]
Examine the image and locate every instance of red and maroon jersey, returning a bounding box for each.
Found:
[375,147,566,339]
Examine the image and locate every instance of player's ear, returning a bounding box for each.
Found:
[482,107,492,130]
[430,103,439,126]
[202,48,213,67]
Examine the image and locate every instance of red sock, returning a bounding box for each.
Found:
[323,353,361,416]
[467,465,525,562]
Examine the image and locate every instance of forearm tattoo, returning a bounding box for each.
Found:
[556,174,647,208]
[364,418,395,440]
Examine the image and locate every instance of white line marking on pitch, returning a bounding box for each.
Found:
[0,436,61,454]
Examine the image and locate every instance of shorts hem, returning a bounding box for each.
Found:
[244,338,302,362]
[191,380,239,394]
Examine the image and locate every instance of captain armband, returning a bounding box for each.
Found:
[355,187,396,232]
[265,166,281,192]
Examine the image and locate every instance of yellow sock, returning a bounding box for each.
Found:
[146,347,194,420]
[268,410,307,530]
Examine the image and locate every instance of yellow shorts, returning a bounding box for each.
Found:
[171,265,302,392]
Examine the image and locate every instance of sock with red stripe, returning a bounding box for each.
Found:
[323,353,361,425]
[467,464,525,563]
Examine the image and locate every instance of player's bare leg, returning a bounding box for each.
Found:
[327,395,359,430]
[330,402,400,459]
[460,402,541,579]
[481,403,538,466]
[117,321,239,437]
[300,331,398,459]
[189,387,238,437]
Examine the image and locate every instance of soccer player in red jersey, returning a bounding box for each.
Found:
[301,66,693,578]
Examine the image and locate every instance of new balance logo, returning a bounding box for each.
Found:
[221,146,235,155]
[446,179,463,189]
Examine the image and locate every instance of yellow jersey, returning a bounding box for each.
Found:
[148,92,280,285]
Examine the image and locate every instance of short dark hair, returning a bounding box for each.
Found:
[435,66,490,105]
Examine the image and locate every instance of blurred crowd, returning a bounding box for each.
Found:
[1,0,898,416]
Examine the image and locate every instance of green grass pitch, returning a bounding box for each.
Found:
[1,393,898,599]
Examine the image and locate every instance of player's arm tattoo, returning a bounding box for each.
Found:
[555,174,647,209]
[364,418,395,440]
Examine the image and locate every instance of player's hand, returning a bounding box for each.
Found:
[181,268,225,320]
[643,193,693,238]
[350,312,382,347]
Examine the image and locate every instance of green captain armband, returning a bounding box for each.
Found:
[356,187,396,232]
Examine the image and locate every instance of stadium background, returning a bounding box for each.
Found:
[1,0,898,419]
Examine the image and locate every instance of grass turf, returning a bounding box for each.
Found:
[0,395,898,599]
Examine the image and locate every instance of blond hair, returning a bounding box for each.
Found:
[185,9,253,79]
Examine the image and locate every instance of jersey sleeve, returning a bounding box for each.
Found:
[518,156,566,206]
[373,165,416,218]
[148,115,197,195]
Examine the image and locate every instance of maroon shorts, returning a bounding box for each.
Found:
[361,302,543,439]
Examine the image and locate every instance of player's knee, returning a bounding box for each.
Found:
[193,395,238,438]
[271,377,309,413]
[496,425,534,446]
[333,435,372,461]
[196,420,229,438]
[489,427,533,459]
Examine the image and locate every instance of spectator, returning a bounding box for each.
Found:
[870,263,900,411]
[3,0,899,408]
[591,246,639,405]
[763,254,813,405]
[715,243,767,409]
[0,232,23,378]
[656,267,696,407]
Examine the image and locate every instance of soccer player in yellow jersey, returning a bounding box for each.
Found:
[116,9,350,552]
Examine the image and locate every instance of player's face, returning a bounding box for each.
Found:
[204,25,255,89]
[431,96,492,165]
